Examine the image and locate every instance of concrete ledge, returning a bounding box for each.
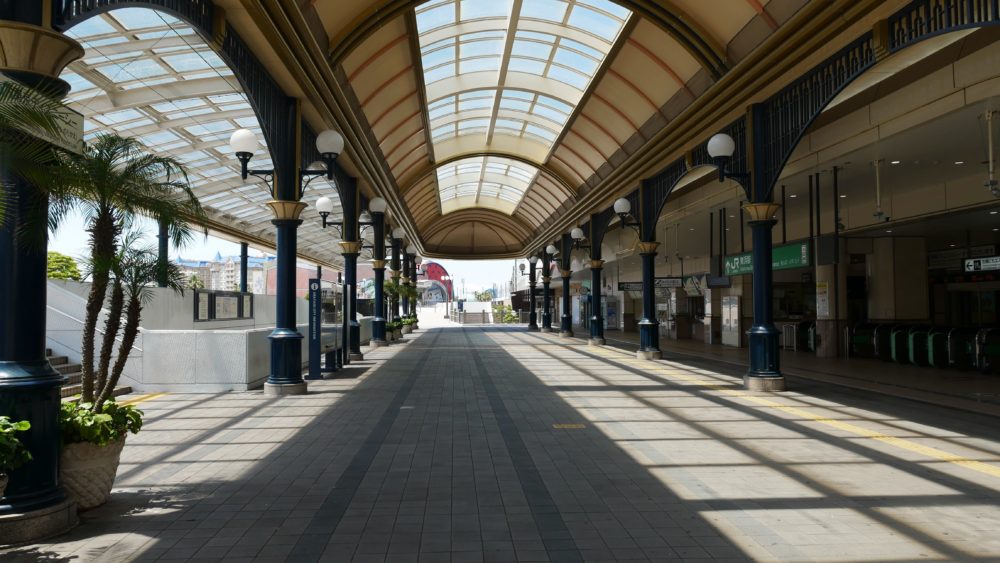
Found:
[540,327,552,333]
[0,498,77,546]
[744,375,786,392]
[636,350,662,360]
[264,382,308,396]
[349,353,365,362]
[588,338,606,346]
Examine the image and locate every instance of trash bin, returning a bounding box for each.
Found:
[947,327,978,370]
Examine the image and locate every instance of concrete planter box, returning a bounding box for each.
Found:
[393,329,402,340]
[401,325,413,335]
[60,436,126,511]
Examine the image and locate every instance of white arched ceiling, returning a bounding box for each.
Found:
[415,0,630,213]
[61,7,346,265]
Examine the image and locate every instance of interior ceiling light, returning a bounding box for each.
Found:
[955,160,965,165]
[890,160,901,164]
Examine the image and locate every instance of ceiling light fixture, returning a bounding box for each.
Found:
[890,160,900,164]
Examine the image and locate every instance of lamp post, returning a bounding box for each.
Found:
[442,275,452,318]
[572,227,605,346]
[556,235,574,337]
[228,126,345,395]
[527,256,539,330]
[707,131,784,391]
[614,197,659,358]
[403,244,415,317]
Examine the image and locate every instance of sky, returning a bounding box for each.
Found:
[50,209,521,293]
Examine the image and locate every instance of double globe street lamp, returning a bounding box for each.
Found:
[227,126,345,393]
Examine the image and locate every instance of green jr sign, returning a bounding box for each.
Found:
[724,241,810,276]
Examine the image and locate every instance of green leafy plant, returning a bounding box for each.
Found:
[402,317,416,326]
[47,251,82,281]
[60,400,143,447]
[386,321,401,331]
[0,417,32,473]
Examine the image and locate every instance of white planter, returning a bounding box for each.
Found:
[60,436,126,510]
[393,329,402,339]
[401,325,412,334]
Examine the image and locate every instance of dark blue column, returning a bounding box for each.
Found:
[157,219,169,288]
[746,214,783,388]
[239,242,248,293]
[541,250,552,332]
[0,21,79,522]
[341,245,362,359]
[371,213,386,346]
[638,243,661,359]
[390,237,401,322]
[528,261,538,330]
[402,253,411,317]
[267,213,305,389]
[560,269,573,336]
[590,260,604,344]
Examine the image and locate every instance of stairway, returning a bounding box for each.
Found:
[47,349,132,400]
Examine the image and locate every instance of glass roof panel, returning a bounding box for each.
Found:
[434,155,540,214]
[416,0,629,212]
[60,8,350,267]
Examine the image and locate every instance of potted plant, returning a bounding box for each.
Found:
[401,317,414,334]
[0,417,32,498]
[60,400,142,510]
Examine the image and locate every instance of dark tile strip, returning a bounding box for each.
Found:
[287,330,441,561]
[463,329,584,562]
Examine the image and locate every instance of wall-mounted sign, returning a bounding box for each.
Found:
[931,245,998,270]
[724,241,810,276]
[617,277,683,292]
[964,255,1000,272]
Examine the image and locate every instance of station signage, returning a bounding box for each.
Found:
[724,241,810,276]
[617,277,682,292]
[964,256,1000,272]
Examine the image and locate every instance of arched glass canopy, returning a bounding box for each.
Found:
[436,156,540,214]
[415,0,630,214]
[60,8,345,265]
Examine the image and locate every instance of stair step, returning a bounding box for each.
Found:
[47,355,68,366]
[53,363,81,375]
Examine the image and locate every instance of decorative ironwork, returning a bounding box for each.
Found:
[754,33,874,202]
[586,208,615,259]
[640,158,688,242]
[51,0,214,34]
[889,0,1000,52]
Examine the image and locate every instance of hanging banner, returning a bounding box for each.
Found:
[724,241,811,276]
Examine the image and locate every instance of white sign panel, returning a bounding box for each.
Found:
[965,256,1000,272]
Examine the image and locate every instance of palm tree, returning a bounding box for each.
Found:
[383,278,400,322]
[0,81,80,233]
[68,133,205,404]
[188,274,205,290]
[95,239,185,407]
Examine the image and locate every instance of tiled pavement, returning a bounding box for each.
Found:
[5,326,1000,562]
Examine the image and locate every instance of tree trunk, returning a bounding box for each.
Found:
[98,297,141,408]
[81,210,117,404]
[96,279,123,396]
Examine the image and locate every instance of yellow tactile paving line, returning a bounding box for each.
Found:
[539,335,1000,483]
[118,392,168,407]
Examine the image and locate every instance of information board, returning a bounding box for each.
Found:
[965,255,1000,272]
[724,241,810,276]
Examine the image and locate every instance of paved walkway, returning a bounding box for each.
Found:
[5,326,1000,562]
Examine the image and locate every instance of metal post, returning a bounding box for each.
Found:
[390,236,401,322]
[402,252,411,317]
[559,234,573,337]
[239,242,248,293]
[541,250,552,331]
[637,243,661,359]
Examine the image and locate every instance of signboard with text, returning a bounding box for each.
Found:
[617,277,682,292]
[964,255,1000,272]
[724,241,810,276]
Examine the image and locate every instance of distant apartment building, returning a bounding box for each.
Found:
[177,252,273,294]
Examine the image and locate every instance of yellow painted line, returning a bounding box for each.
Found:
[561,340,1000,481]
[118,392,168,406]
[552,423,586,429]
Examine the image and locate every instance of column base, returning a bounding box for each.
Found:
[0,498,77,546]
[559,331,574,338]
[744,375,785,392]
[636,350,662,360]
[349,353,365,362]
[588,338,605,346]
[540,327,552,333]
[528,324,539,331]
[264,382,307,396]
[370,340,387,349]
